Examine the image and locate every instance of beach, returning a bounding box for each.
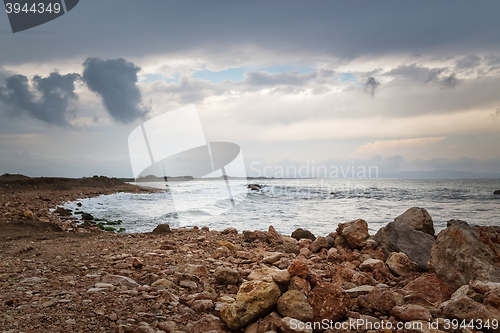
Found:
[1,176,499,333]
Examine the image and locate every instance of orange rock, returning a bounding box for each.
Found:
[309,283,351,326]
[288,260,309,279]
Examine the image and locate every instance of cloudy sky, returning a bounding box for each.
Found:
[1,1,500,178]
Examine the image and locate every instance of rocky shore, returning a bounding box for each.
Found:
[0,174,159,236]
[1,205,499,333]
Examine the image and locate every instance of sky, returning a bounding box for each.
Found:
[0,0,500,178]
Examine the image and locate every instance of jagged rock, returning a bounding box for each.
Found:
[428,224,500,290]
[390,304,432,322]
[373,221,434,270]
[394,207,435,236]
[267,225,284,244]
[291,228,316,241]
[215,267,240,285]
[336,219,370,249]
[403,274,452,305]
[309,283,351,324]
[152,224,171,234]
[277,290,314,322]
[220,280,281,330]
[386,252,419,277]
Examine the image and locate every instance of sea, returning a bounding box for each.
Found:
[60,178,500,236]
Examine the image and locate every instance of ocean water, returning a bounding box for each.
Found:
[61,178,500,236]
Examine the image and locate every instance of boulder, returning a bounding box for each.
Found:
[310,236,329,253]
[394,207,435,236]
[386,252,419,277]
[215,267,240,285]
[220,280,281,330]
[243,230,267,242]
[152,224,171,234]
[373,221,435,270]
[309,283,351,326]
[390,304,432,322]
[428,224,500,290]
[291,228,316,241]
[336,219,370,249]
[277,290,314,322]
[494,190,500,195]
[403,274,452,305]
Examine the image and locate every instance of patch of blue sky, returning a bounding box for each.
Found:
[191,65,316,83]
[334,73,362,86]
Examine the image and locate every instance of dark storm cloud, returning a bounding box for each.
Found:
[0,72,80,126]
[82,58,149,124]
[1,1,499,67]
[363,77,380,97]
